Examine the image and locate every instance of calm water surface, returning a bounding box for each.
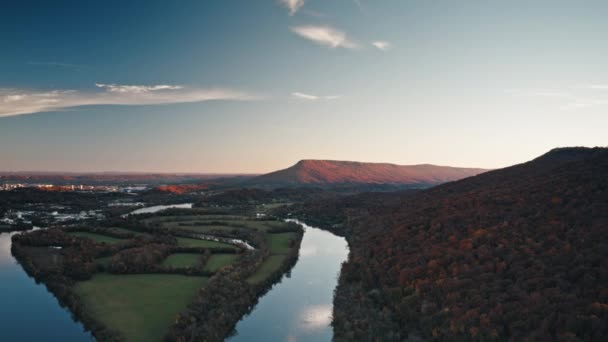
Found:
[0,216,347,342]
[228,220,349,342]
[0,231,92,341]
[127,203,193,215]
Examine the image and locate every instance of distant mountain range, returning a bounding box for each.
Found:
[1,160,488,189]
[248,159,488,188]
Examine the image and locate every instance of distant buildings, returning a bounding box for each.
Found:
[0,182,149,192]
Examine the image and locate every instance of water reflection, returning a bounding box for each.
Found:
[0,231,92,340]
[126,203,193,216]
[298,305,333,331]
[228,220,349,342]
[0,232,13,266]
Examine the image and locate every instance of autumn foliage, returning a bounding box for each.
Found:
[154,184,210,194]
[298,147,608,341]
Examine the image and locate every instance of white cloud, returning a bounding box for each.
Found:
[0,84,251,117]
[292,92,341,101]
[505,87,608,111]
[95,83,183,93]
[279,0,305,16]
[291,25,358,49]
[371,41,391,51]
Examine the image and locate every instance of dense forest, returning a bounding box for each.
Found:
[288,147,607,341]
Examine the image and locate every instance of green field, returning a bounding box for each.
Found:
[256,202,292,213]
[74,273,208,342]
[68,232,125,244]
[107,227,152,238]
[203,254,239,272]
[216,219,287,231]
[95,256,113,267]
[167,224,243,234]
[176,237,236,249]
[142,214,248,225]
[247,255,286,284]
[146,215,285,232]
[267,232,297,254]
[161,253,202,268]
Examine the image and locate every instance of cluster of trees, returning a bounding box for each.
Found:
[154,184,210,194]
[266,221,302,234]
[0,220,34,232]
[298,147,608,341]
[167,228,304,341]
[108,244,170,274]
[13,203,306,341]
[168,252,265,341]
[275,190,416,238]
[13,227,141,280]
[196,187,323,207]
[10,227,126,341]
[0,187,125,213]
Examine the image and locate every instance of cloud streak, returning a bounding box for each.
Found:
[372,41,391,51]
[95,83,183,93]
[279,0,305,16]
[292,92,340,101]
[291,25,358,49]
[0,84,251,117]
[505,86,608,111]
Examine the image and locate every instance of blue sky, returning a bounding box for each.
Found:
[1,0,607,172]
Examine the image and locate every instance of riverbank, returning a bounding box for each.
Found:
[0,231,92,341]
[228,220,349,342]
[11,207,304,341]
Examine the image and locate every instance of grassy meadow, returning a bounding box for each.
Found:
[68,231,125,244]
[161,253,202,268]
[74,273,208,342]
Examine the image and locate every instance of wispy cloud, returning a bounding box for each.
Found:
[95,83,183,93]
[0,84,252,117]
[279,0,305,16]
[371,41,391,51]
[291,25,358,49]
[505,86,608,111]
[292,92,341,101]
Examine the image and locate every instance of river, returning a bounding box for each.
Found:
[228,220,349,342]
[0,231,92,341]
[0,216,348,341]
[127,203,193,215]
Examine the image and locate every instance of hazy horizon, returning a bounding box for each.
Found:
[0,156,496,174]
[2,1,607,173]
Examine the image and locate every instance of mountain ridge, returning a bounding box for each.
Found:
[249,159,489,187]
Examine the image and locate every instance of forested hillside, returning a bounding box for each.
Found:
[293,147,608,341]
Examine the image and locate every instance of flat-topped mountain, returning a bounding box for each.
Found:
[249,159,488,188]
